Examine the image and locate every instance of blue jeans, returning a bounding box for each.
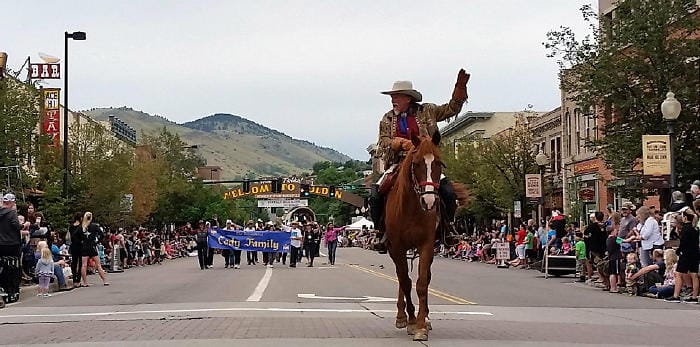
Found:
[648,285,674,298]
[53,264,66,286]
[327,240,338,265]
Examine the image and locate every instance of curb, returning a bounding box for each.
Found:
[19,279,74,298]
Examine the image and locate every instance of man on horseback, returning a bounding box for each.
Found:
[370,69,470,253]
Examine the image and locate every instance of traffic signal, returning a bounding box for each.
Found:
[242,179,250,193]
[328,185,336,198]
[300,183,310,198]
[271,178,282,193]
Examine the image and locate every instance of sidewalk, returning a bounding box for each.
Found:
[15,278,74,301]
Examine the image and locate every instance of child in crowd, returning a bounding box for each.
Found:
[649,249,678,299]
[461,241,472,260]
[606,223,623,293]
[143,239,152,265]
[466,243,477,262]
[625,252,642,296]
[561,237,573,256]
[574,232,588,283]
[97,243,106,266]
[35,248,54,297]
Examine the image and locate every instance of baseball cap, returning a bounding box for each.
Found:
[621,202,636,211]
[2,193,16,202]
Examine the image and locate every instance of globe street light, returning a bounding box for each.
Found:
[535,150,549,223]
[63,31,86,198]
[660,92,681,189]
[535,150,549,167]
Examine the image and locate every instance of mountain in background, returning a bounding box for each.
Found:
[84,107,352,179]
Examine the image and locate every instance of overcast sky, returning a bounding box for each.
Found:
[3,0,593,160]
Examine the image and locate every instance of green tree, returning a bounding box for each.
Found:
[70,121,134,226]
[443,115,538,224]
[545,1,700,198]
[141,127,206,226]
[0,77,41,165]
[0,75,41,193]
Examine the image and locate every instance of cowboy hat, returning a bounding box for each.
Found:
[381,81,422,102]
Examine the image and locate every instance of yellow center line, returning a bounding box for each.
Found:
[346,264,476,305]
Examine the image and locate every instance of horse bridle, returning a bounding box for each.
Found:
[410,161,440,210]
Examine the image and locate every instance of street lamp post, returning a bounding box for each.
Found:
[660,92,681,190]
[535,150,549,223]
[63,31,86,198]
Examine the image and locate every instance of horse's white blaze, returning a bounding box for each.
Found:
[422,153,436,209]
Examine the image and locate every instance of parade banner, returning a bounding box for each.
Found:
[207,229,291,253]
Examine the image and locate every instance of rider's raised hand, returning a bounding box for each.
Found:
[452,69,470,102]
[456,68,470,87]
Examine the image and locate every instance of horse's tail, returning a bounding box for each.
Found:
[452,182,471,208]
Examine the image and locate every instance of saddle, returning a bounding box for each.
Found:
[378,169,398,195]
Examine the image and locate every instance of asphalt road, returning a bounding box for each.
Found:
[1,247,698,346]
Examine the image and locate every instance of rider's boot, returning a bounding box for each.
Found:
[439,178,459,245]
[369,184,387,254]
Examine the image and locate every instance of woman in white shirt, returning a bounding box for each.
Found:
[636,206,664,267]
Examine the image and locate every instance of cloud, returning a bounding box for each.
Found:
[3,0,593,159]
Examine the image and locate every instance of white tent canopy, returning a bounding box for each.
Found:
[345,217,374,230]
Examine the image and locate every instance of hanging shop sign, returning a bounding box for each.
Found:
[642,135,671,176]
[525,174,542,198]
[30,63,61,79]
[41,88,61,146]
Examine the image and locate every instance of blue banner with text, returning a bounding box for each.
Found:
[207,229,291,253]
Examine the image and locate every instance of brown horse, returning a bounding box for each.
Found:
[384,131,469,341]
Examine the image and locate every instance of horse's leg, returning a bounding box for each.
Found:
[387,245,407,328]
[388,246,416,334]
[413,242,435,341]
[395,286,407,329]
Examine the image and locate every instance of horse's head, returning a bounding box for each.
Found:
[408,131,444,211]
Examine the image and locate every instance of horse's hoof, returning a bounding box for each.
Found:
[395,318,408,329]
[406,323,417,335]
[426,320,433,331]
[413,328,429,341]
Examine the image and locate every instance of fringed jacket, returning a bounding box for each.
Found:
[375,99,464,171]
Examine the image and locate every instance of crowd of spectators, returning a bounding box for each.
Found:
[0,198,202,305]
[434,191,699,304]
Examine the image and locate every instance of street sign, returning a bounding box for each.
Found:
[30,63,60,79]
[513,201,522,218]
[257,199,308,208]
[495,242,510,261]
